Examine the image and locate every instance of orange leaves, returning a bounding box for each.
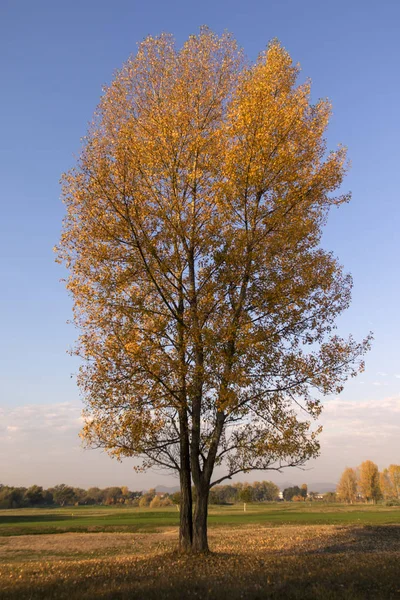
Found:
[56,28,368,490]
[358,461,381,503]
[337,468,358,503]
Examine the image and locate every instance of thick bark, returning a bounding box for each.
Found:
[176,278,193,552]
[192,484,210,553]
[178,408,193,552]
[179,465,193,552]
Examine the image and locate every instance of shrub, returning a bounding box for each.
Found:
[150,496,162,508]
[139,495,151,507]
[160,497,173,507]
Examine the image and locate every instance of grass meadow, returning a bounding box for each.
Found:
[0,503,399,599]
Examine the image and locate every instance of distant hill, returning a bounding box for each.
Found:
[278,481,337,493]
[155,485,180,494]
[308,482,337,493]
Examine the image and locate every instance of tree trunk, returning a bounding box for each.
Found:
[192,484,209,553]
[179,468,193,552]
[179,408,193,552]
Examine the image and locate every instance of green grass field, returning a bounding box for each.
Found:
[1,503,399,599]
[0,502,399,536]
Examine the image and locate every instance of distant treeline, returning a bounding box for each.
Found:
[135,481,281,507]
[7,469,396,510]
[208,481,280,504]
[0,484,143,509]
[0,480,282,509]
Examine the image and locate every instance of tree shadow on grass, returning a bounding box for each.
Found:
[2,542,400,600]
[313,525,400,555]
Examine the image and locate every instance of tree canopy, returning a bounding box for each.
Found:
[57,28,370,552]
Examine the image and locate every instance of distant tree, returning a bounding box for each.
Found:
[150,495,162,508]
[120,486,131,503]
[219,485,239,504]
[49,484,75,506]
[252,481,280,502]
[139,491,155,507]
[24,485,45,506]
[358,461,381,503]
[262,481,280,502]
[283,486,301,501]
[208,488,221,505]
[300,483,308,500]
[380,469,394,500]
[0,486,25,509]
[160,496,173,506]
[170,492,181,506]
[337,467,358,503]
[239,485,254,503]
[103,487,123,505]
[72,487,86,504]
[388,465,400,499]
[208,484,238,504]
[85,487,103,504]
[232,483,244,495]
[323,492,337,502]
[42,490,54,505]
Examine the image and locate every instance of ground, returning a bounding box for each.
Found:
[0,504,399,599]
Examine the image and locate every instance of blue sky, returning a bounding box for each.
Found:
[1,0,399,489]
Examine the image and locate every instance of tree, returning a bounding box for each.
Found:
[209,484,237,504]
[57,29,369,553]
[337,467,358,503]
[358,461,381,503]
[150,495,162,508]
[300,483,308,500]
[170,491,181,506]
[282,486,301,501]
[103,486,123,504]
[380,469,394,501]
[24,485,45,506]
[252,481,280,502]
[388,465,400,499]
[72,487,86,504]
[323,492,337,503]
[85,487,103,504]
[239,485,253,503]
[139,493,153,507]
[0,486,25,509]
[49,484,75,506]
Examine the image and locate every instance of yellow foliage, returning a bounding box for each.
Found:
[56,29,370,528]
[358,461,381,503]
[337,467,358,504]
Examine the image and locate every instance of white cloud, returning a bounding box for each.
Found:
[0,402,83,440]
[318,395,400,461]
[1,397,399,490]
[0,402,159,490]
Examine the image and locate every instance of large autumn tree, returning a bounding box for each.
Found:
[57,28,369,552]
[337,467,358,503]
[358,460,381,503]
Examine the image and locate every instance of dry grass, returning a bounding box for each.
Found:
[1,524,399,599]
